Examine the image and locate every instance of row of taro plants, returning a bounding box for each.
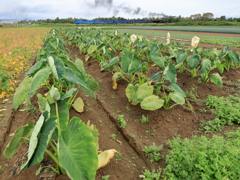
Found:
[61,27,240,111]
[4,29,102,179]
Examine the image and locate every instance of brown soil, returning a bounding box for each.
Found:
[0,34,240,180]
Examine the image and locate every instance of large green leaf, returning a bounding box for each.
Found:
[48,56,65,81]
[125,84,140,105]
[22,111,49,169]
[27,59,47,77]
[187,54,200,70]
[200,59,212,74]
[75,58,86,75]
[87,45,98,55]
[169,92,185,104]
[85,74,100,91]
[59,117,98,180]
[210,73,223,87]
[136,83,153,102]
[121,49,140,74]
[150,52,165,69]
[228,50,240,63]
[4,121,35,158]
[60,88,77,100]
[169,83,186,97]
[37,93,48,112]
[140,95,164,110]
[220,46,230,58]
[63,67,95,98]
[163,63,177,83]
[22,117,56,169]
[13,77,32,110]
[29,67,51,98]
[176,52,188,63]
[58,100,69,131]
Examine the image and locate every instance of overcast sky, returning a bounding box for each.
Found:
[0,0,240,20]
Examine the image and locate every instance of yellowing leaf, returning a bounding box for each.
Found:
[98,149,117,169]
[72,97,84,112]
[112,76,118,90]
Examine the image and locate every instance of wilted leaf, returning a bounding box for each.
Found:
[98,149,117,169]
[72,97,84,112]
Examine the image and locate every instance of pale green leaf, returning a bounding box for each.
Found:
[141,95,164,110]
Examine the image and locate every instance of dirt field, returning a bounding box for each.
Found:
[0,31,240,180]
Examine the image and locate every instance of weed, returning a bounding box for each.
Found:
[163,132,240,179]
[117,114,127,128]
[141,115,148,124]
[201,95,240,132]
[142,169,161,180]
[143,143,163,163]
[145,129,156,137]
[130,134,135,139]
[199,108,207,113]
[101,175,110,180]
[109,134,116,140]
[126,106,132,111]
[186,84,199,100]
[115,152,122,160]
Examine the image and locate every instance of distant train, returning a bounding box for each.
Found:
[74,19,171,24]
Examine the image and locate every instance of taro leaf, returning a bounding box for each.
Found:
[210,73,223,87]
[150,53,165,69]
[125,84,140,105]
[49,86,60,101]
[85,74,100,91]
[176,52,188,63]
[200,59,212,74]
[187,54,200,70]
[169,92,185,104]
[72,97,84,113]
[150,71,162,81]
[29,67,51,98]
[121,49,140,74]
[75,58,86,75]
[37,93,48,112]
[59,117,98,180]
[220,46,230,58]
[100,61,109,71]
[48,56,65,81]
[63,58,84,75]
[23,117,56,169]
[169,83,186,97]
[228,50,240,63]
[21,111,49,169]
[87,45,98,54]
[60,88,77,100]
[58,100,69,131]
[13,77,32,110]
[216,63,224,74]
[63,67,95,98]
[87,121,99,150]
[163,63,177,83]
[27,59,47,77]
[4,121,35,158]
[136,83,153,102]
[140,95,164,110]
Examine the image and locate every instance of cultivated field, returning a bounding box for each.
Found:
[0,26,240,180]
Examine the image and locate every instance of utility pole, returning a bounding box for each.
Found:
[14,11,18,28]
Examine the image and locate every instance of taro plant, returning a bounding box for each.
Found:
[125,82,164,111]
[4,32,101,180]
